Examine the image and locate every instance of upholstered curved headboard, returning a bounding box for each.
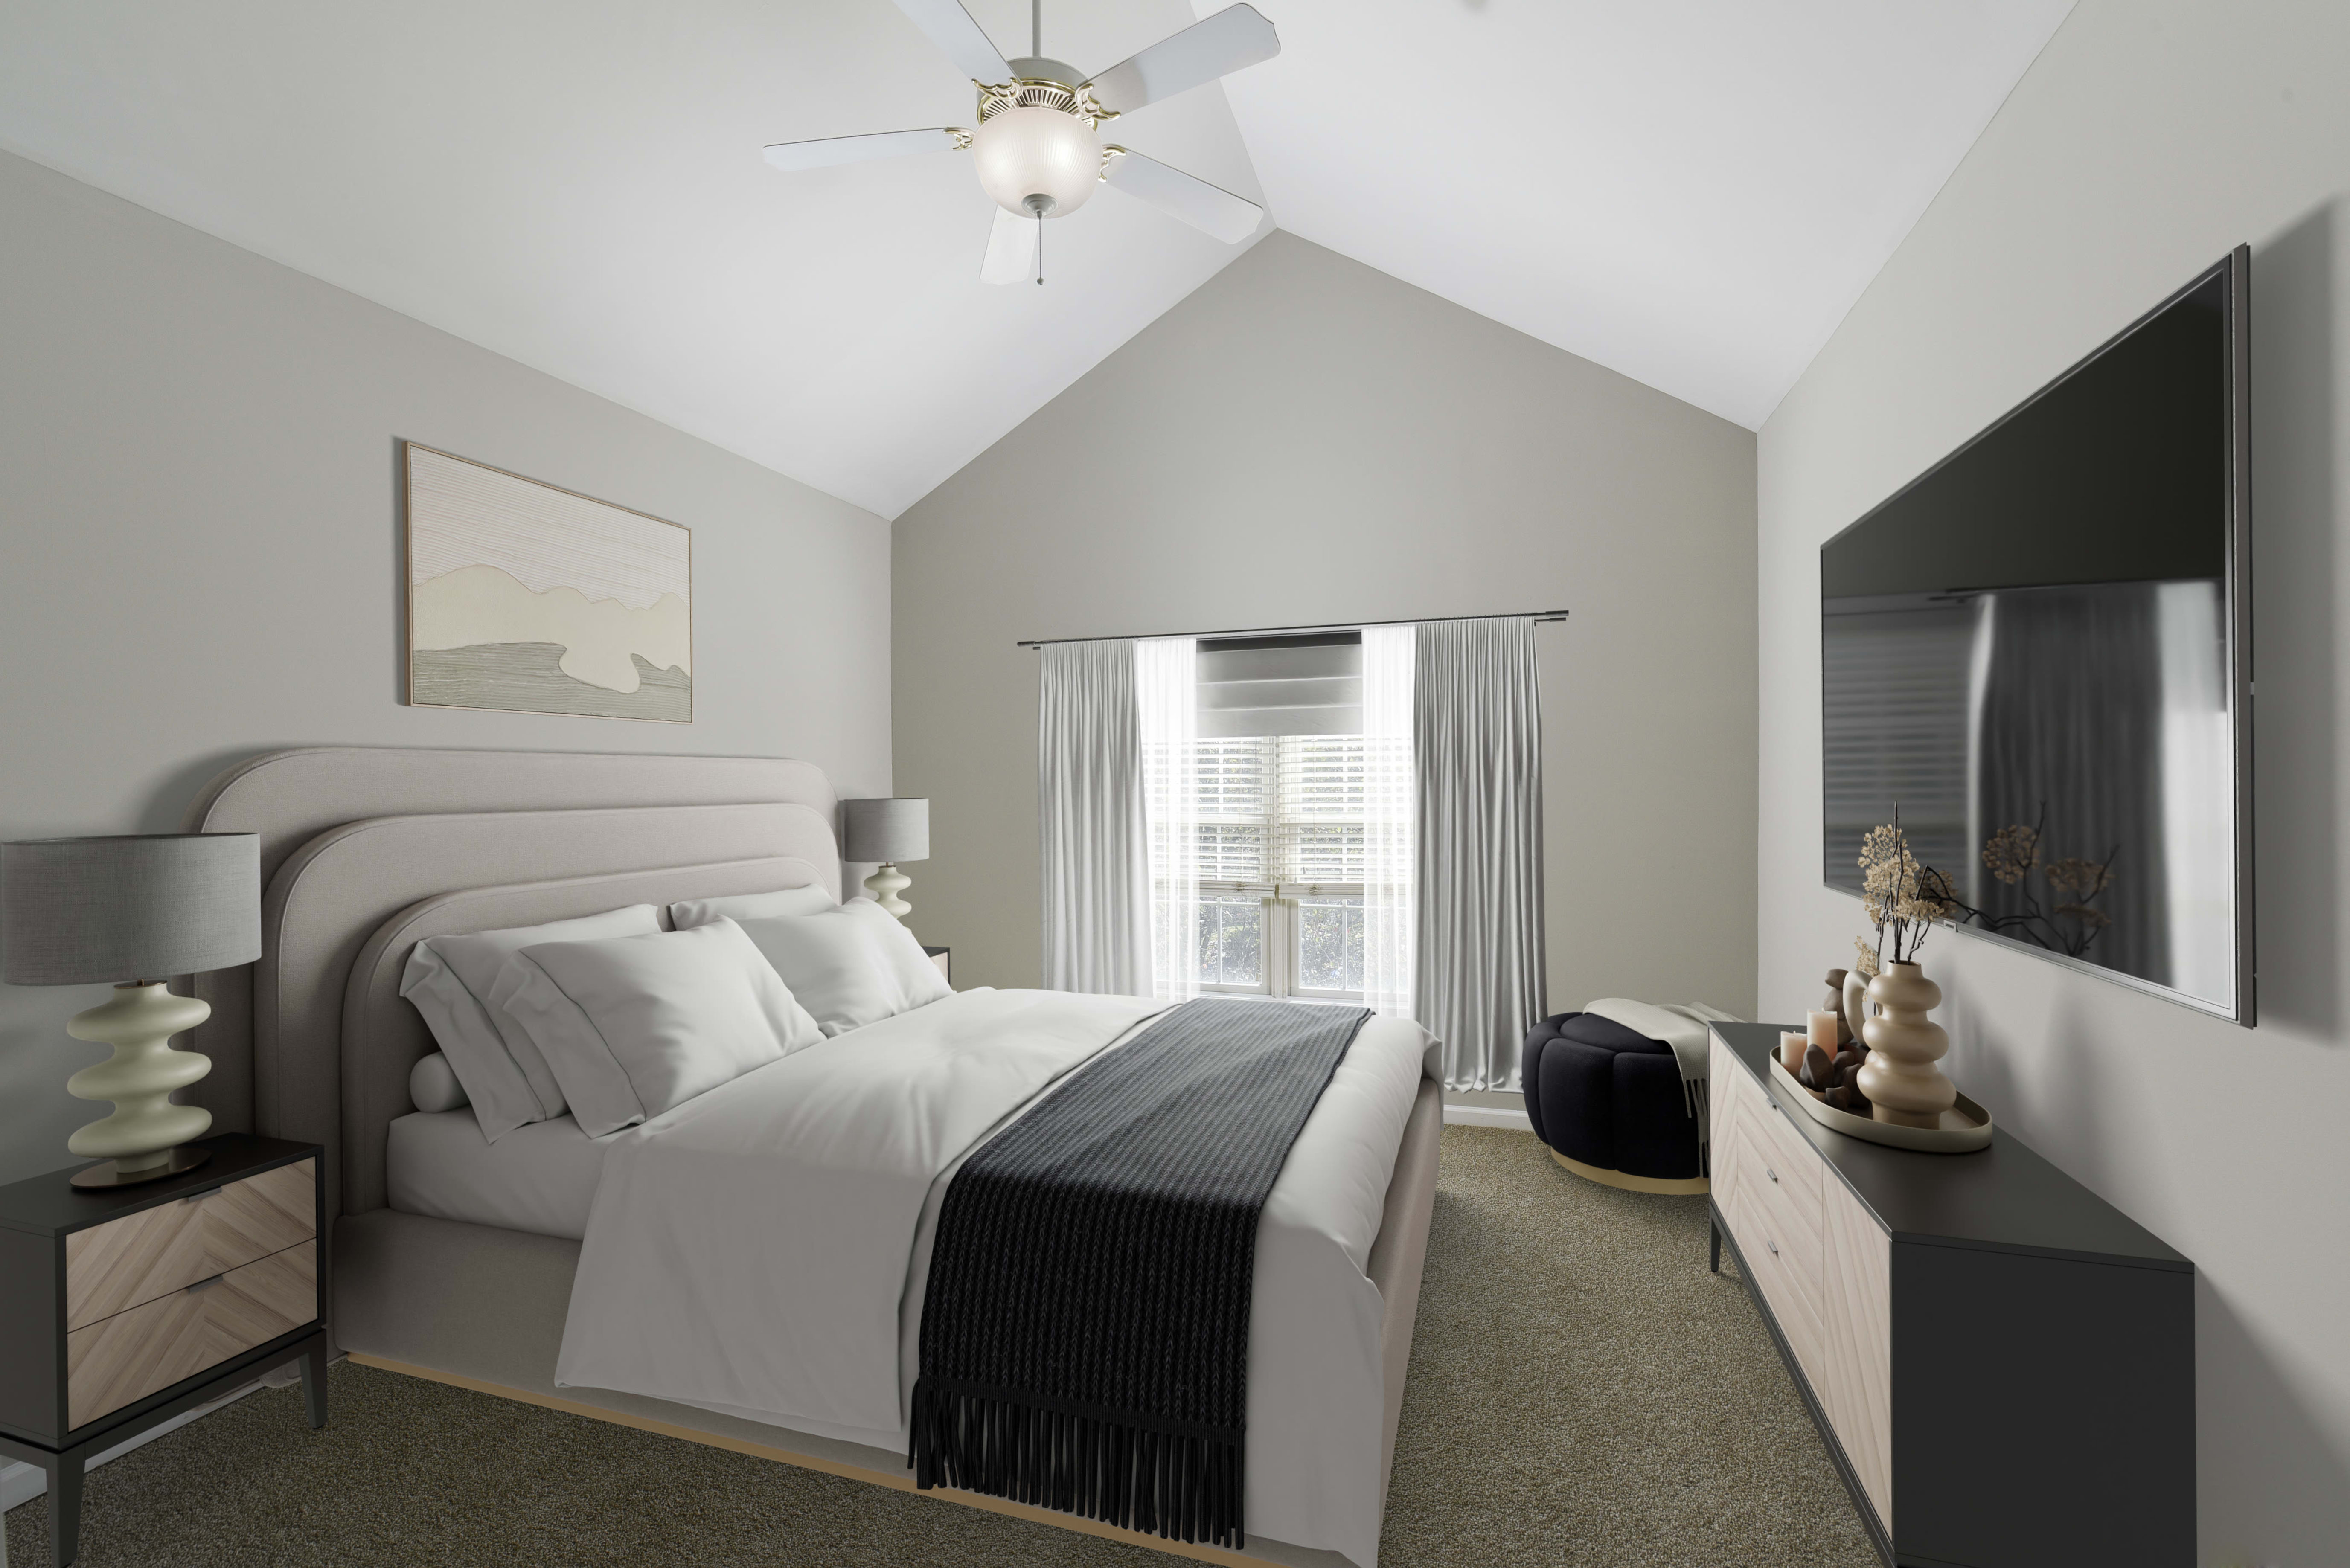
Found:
[174,747,843,1215]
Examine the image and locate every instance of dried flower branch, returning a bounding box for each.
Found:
[1982,823,2040,886]
[1856,807,1949,966]
[1941,803,2120,958]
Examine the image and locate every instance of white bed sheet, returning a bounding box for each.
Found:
[555,988,1433,1568]
[386,1108,614,1241]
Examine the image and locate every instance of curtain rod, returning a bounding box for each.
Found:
[1016,609,1569,650]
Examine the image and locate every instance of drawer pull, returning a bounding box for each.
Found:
[1765,1239,1779,1256]
[186,1273,226,1294]
[1766,1167,1779,1183]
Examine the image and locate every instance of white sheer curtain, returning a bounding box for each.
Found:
[1360,625,1416,1017]
[1039,639,1150,995]
[1137,636,1202,1002]
[1414,617,1547,1090]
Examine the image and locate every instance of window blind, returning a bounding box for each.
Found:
[1185,734,1366,886]
[1822,598,1977,886]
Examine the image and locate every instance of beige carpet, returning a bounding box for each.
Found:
[7,1126,1877,1567]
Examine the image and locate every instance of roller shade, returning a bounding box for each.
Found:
[1197,633,1362,738]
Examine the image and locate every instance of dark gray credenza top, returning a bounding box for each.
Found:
[1714,1023,2189,1273]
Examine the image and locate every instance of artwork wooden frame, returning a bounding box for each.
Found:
[403,442,693,723]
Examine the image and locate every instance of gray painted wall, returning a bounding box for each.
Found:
[1757,2,2350,1556]
[893,232,1758,1049]
[0,150,892,1188]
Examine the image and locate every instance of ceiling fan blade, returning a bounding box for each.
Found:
[891,0,1012,83]
[1101,149,1264,244]
[981,206,1037,285]
[1083,5,1280,115]
[762,128,967,173]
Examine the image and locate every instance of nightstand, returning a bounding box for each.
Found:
[924,945,951,986]
[0,1134,327,1568]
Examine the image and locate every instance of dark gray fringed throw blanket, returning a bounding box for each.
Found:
[910,996,1371,1550]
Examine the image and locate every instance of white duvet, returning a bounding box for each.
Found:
[556,987,1434,1568]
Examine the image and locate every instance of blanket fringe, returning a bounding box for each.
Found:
[911,1379,1245,1549]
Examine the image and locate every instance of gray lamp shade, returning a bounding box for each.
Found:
[2,833,262,985]
[841,798,928,864]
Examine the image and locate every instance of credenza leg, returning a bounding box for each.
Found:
[44,1449,83,1568]
[300,1337,329,1430]
[1709,1213,1721,1274]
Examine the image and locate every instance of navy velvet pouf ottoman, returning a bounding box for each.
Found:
[1521,1012,1708,1194]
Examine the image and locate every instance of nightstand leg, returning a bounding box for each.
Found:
[1709,1212,1721,1274]
[44,1451,82,1568]
[300,1337,329,1430]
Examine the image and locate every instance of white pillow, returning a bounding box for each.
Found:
[669,885,836,929]
[408,1052,471,1113]
[498,920,825,1137]
[731,900,952,1038]
[399,904,663,1141]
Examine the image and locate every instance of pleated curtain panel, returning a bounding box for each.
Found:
[1413,618,1547,1090]
[1039,639,1152,995]
[1137,636,1203,1003]
[1359,625,1416,1019]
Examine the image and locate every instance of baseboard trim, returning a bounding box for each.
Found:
[1441,1103,1533,1130]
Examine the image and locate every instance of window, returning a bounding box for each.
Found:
[1187,733,1367,1000]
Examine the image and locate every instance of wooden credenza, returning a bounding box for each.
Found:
[1707,1023,2193,1568]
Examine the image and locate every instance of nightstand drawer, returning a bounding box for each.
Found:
[67,1239,317,1429]
[65,1158,316,1330]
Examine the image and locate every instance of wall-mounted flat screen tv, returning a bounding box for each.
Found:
[1821,249,2252,1024]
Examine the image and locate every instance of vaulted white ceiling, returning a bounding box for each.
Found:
[0,0,2070,518]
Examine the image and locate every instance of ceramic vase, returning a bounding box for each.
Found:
[1841,968,1873,1050]
[1857,961,1957,1130]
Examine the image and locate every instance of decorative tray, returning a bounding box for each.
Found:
[1768,1054,1994,1154]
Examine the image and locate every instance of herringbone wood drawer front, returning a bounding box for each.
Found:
[66,1239,317,1429]
[65,1159,315,1330]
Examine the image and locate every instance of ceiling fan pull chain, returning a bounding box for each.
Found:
[1036,212,1044,286]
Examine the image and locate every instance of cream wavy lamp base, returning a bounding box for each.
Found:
[65,981,215,1188]
[863,862,913,920]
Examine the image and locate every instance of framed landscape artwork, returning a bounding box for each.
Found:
[404,442,692,722]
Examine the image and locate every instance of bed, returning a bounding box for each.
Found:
[179,746,1442,1568]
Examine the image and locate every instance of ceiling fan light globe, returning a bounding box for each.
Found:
[972,106,1100,219]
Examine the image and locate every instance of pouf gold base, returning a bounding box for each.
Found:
[1548,1146,1709,1196]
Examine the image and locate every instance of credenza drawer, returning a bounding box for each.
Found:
[1727,1166,1824,1382]
[1720,1082,1826,1386]
[1737,1082,1823,1210]
[66,1239,318,1429]
[64,1158,315,1330]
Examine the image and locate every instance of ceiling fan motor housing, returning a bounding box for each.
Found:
[972,64,1105,219]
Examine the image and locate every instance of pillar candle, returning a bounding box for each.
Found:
[1780,1031,1808,1071]
[1808,1010,1840,1052]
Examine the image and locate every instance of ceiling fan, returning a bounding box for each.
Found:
[763,0,1280,285]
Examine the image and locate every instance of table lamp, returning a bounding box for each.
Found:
[2,833,262,1188]
[841,798,928,920]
